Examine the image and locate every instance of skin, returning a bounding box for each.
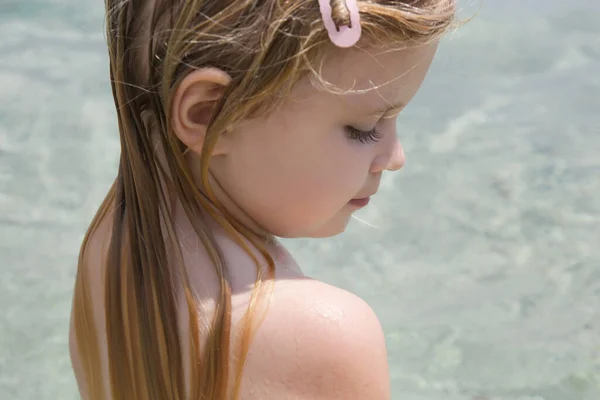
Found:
[70,41,440,400]
[171,40,440,399]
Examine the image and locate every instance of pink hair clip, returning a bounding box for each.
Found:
[319,0,362,48]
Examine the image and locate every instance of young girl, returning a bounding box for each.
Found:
[70,0,456,399]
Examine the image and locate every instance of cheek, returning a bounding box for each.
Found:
[256,151,367,235]
[225,122,371,234]
[266,144,364,203]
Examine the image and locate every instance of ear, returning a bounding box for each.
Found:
[171,68,232,156]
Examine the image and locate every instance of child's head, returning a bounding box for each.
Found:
[107,0,455,239]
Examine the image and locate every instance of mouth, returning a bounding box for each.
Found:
[348,196,371,208]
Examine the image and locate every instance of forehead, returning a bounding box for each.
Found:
[297,42,439,113]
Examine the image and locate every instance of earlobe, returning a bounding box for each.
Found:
[171,68,232,155]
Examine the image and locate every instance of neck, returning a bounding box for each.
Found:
[183,151,275,246]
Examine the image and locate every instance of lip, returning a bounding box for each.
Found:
[348,196,371,208]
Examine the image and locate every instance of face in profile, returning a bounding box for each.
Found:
[208,41,440,238]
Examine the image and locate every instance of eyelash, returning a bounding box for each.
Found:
[345,126,383,144]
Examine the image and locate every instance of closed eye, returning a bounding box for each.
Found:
[345,126,383,144]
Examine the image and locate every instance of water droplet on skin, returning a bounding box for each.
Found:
[313,300,344,323]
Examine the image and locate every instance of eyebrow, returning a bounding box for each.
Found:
[367,101,406,116]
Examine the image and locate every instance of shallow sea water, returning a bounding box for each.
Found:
[1,1,599,399]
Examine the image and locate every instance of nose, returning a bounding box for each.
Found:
[371,136,405,173]
[386,137,405,171]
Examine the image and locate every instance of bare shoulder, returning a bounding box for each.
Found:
[240,278,391,400]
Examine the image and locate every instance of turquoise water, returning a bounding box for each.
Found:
[1,1,599,399]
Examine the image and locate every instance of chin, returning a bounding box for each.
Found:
[305,230,345,239]
[292,216,352,239]
[307,224,349,238]
[274,226,346,239]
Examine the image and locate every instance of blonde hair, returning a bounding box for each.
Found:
[71,0,456,399]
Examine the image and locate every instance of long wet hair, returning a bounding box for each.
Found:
[71,0,456,399]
